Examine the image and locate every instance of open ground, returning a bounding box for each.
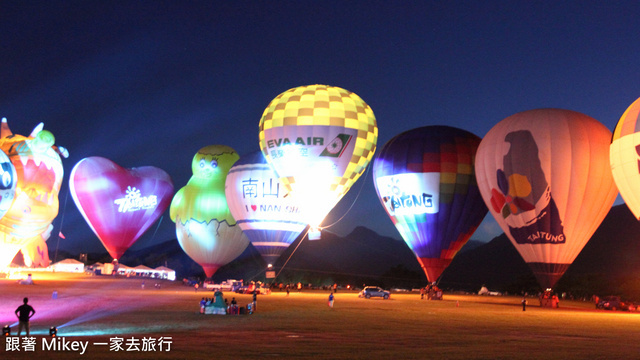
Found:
[1,273,639,359]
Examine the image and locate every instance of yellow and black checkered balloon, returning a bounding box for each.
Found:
[259,84,378,202]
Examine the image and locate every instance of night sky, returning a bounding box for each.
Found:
[1,1,637,254]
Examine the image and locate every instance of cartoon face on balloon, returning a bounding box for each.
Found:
[1,127,65,234]
[170,145,248,277]
[0,118,67,268]
[191,146,238,181]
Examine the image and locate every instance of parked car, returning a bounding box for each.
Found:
[597,296,636,311]
[203,279,243,292]
[358,286,390,299]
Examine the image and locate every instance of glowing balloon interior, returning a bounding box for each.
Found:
[70,157,174,260]
[610,97,640,219]
[20,237,50,268]
[225,150,307,266]
[170,145,249,277]
[259,84,378,229]
[475,109,618,288]
[0,149,16,218]
[373,126,487,283]
[0,118,65,269]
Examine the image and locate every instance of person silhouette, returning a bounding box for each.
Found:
[15,297,35,336]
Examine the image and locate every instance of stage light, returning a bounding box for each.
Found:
[49,326,57,337]
[3,325,9,336]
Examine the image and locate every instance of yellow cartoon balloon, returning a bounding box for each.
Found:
[170,145,249,277]
[0,118,67,269]
[259,85,378,231]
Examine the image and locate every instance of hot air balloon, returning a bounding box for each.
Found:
[0,118,66,269]
[170,145,249,277]
[69,157,174,261]
[475,109,618,289]
[0,149,16,219]
[225,150,307,266]
[259,85,378,235]
[610,97,640,219]
[20,237,50,268]
[373,126,488,283]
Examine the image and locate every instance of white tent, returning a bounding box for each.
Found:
[115,263,133,276]
[154,266,176,281]
[88,262,175,281]
[133,265,153,276]
[51,259,85,273]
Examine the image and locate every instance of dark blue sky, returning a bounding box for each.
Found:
[1,1,637,253]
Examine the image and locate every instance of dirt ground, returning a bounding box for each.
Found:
[1,272,640,359]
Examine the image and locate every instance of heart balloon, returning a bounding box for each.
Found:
[70,157,174,260]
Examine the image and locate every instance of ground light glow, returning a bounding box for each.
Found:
[2,273,640,359]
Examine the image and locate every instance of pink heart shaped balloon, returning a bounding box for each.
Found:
[70,157,174,260]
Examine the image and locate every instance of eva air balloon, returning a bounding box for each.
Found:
[610,97,640,219]
[259,85,378,234]
[373,126,488,283]
[225,151,307,266]
[475,109,618,289]
[170,145,249,277]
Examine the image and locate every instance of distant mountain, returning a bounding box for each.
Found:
[442,205,640,299]
[561,204,640,299]
[117,226,496,289]
[275,226,423,288]
[439,234,531,292]
[286,227,419,275]
[44,205,640,299]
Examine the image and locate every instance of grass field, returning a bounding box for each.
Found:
[1,272,640,359]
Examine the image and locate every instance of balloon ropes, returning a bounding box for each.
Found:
[170,145,249,278]
[259,85,378,237]
[373,126,487,283]
[70,156,174,261]
[475,109,618,289]
[611,97,640,219]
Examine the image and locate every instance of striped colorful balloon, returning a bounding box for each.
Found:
[225,151,307,266]
[373,126,487,283]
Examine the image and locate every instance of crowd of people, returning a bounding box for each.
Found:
[419,284,443,300]
[539,289,560,308]
[199,290,257,315]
